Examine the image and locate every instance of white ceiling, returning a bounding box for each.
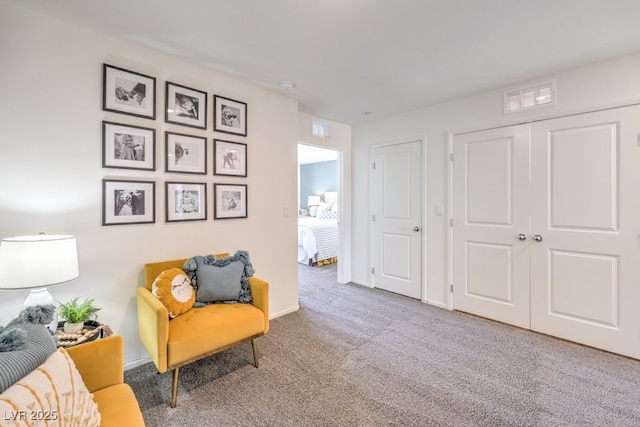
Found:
[13,0,640,125]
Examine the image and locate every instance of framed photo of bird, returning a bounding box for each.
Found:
[165,132,207,174]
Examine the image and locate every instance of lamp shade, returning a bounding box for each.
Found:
[308,196,322,207]
[0,235,79,290]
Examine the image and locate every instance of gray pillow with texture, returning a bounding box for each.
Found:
[0,323,56,393]
[193,256,245,303]
[184,250,254,304]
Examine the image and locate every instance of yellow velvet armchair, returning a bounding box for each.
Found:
[136,256,269,407]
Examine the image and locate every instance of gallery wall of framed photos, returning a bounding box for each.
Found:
[101,63,250,225]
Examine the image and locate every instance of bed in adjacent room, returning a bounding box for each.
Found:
[298,192,338,266]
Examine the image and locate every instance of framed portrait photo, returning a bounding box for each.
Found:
[165,132,207,174]
[165,81,207,129]
[214,183,247,219]
[214,95,247,136]
[102,121,155,171]
[166,182,207,222]
[214,139,247,177]
[103,64,156,119]
[102,179,155,226]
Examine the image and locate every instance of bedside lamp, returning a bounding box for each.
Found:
[0,234,79,331]
[307,195,322,207]
[307,195,322,217]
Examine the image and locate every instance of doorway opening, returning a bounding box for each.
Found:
[297,144,342,284]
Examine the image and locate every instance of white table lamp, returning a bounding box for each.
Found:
[0,234,79,330]
[307,195,321,207]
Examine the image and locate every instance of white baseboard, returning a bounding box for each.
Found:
[125,356,152,371]
[351,280,373,288]
[270,305,300,319]
[423,299,448,310]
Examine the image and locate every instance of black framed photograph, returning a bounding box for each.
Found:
[214,95,247,136]
[214,139,247,177]
[214,184,247,219]
[102,121,155,171]
[165,81,207,129]
[102,179,155,225]
[165,132,207,174]
[166,182,207,222]
[103,64,156,119]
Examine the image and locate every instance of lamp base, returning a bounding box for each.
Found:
[23,288,58,332]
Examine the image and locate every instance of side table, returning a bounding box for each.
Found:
[55,320,112,348]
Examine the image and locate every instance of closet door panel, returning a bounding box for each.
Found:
[530,105,640,359]
[452,125,531,328]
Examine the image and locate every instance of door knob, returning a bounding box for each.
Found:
[413,226,421,232]
[517,233,527,241]
[533,234,543,242]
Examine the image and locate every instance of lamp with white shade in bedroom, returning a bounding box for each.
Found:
[307,195,322,216]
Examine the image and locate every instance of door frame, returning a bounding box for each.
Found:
[369,136,427,301]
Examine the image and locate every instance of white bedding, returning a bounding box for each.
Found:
[298,217,338,265]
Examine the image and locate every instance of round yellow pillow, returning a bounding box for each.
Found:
[151,268,195,318]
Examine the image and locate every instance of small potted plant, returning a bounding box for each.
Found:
[58,297,101,333]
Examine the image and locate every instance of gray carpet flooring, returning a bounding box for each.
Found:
[126,263,640,426]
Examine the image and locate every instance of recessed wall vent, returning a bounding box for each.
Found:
[504,80,556,114]
[312,118,331,138]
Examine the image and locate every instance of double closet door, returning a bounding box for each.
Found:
[452,105,640,359]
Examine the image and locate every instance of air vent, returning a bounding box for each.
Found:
[312,118,331,138]
[504,80,555,114]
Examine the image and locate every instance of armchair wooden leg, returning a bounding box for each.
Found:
[251,338,259,368]
[171,368,180,408]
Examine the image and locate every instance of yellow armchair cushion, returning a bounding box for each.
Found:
[167,303,265,366]
[93,384,143,427]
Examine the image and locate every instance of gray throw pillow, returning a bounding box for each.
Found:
[193,257,245,303]
[184,250,254,304]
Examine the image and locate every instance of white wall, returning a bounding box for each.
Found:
[297,113,352,283]
[352,52,640,307]
[0,3,300,367]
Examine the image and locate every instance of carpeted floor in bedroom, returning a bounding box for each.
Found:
[125,263,640,427]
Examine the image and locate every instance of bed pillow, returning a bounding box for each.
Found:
[0,348,101,425]
[151,268,196,318]
[184,250,254,304]
[318,209,338,220]
[319,202,333,211]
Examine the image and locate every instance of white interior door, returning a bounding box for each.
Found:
[372,140,422,299]
[452,125,531,328]
[530,106,640,359]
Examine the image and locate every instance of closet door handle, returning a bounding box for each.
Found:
[517,233,527,241]
[533,234,543,242]
[413,226,421,232]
